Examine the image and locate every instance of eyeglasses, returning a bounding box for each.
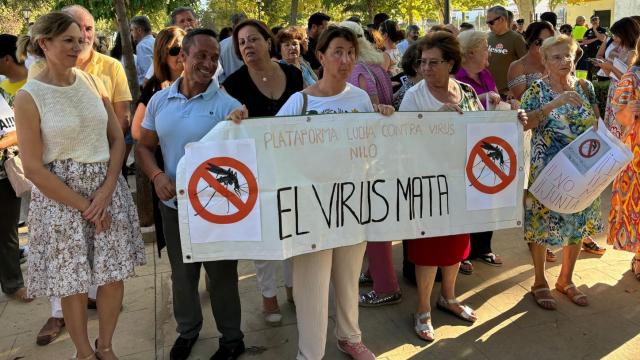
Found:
[486,17,501,26]
[418,59,448,68]
[168,46,181,56]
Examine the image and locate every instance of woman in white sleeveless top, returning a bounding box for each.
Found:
[14,12,145,360]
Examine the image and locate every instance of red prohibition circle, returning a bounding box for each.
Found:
[465,136,517,194]
[187,157,258,224]
[578,138,601,158]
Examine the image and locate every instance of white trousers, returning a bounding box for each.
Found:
[293,242,366,360]
[254,259,292,298]
[50,285,97,318]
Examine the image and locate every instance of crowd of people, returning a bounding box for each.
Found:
[0,4,639,360]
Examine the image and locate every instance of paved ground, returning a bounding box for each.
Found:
[1,188,639,360]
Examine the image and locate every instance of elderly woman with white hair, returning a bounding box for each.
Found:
[339,21,402,308]
[520,35,603,311]
[454,30,503,275]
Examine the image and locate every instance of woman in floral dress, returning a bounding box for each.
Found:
[520,35,603,310]
[607,46,640,281]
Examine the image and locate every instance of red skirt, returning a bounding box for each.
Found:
[407,234,470,267]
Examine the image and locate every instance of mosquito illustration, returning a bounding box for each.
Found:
[193,163,248,216]
[471,141,511,186]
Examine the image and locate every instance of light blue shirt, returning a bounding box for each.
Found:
[135,34,155,85]
[218,37,244,83]
[397,39,410,56]
[142,78,241,208]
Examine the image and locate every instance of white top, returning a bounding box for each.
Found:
[276,83,374,116]
[399,80,445,111]
[20,68,110,164]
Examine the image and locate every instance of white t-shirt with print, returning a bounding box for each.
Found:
[276,83,375,116]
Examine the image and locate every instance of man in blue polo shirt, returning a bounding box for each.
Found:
[136,28,247,360]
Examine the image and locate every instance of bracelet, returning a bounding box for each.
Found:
[150,170,164,183]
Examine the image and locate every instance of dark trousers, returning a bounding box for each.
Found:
[467,231,494,260]
[0,178,23,294]
[160,203,243,349]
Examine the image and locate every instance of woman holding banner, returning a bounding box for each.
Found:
[276,25,394,360]
[399,31,482,342]
[519,35,603,310]
[607,39,640,281]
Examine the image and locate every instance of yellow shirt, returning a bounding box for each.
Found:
[28,51,132,103]
[0,78,27,96]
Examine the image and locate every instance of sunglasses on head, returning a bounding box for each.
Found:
[168,46,181,56]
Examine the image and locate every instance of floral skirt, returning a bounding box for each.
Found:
[26,159,146,298]
[524,190,603,248]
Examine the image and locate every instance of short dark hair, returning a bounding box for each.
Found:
[406,24,420,33]
[316,25,359,58]
[417,31,462,74]
[540,12,557,28]
[233,20,275,59]
[400,43,420,77]
[182,28,218,54]
[0,34,20,64]
[507,10,514,23]
[459,22,474,31]
[131,16,152,33]
[373,13,389,29]
[346,16,361,24]
[610,17,640,49]
[307,12,330,30]
[517,19,525,25]
[380,19,404,43]
[559,24,573,35]
[170,7,196,25]
[524,21,555,48]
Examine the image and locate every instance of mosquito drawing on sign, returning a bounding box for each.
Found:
[193,163,249,216]
[471,141,511,186]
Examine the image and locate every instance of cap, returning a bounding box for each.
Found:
[590,15,599,20]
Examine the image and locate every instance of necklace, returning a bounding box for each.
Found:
[251,64,276,83]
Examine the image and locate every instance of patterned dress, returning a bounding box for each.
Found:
[607,66,640,253]
[604,46,634,139]
[521,78,603,247]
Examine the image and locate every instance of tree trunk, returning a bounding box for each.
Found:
[408,0,414,25]
[115,0,154,227]
[514,0,537,25]
[367,0,374,24]
[290,0,298,25]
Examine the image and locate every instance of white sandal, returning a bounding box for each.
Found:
[413,312,435,341]
[436,296,477,322]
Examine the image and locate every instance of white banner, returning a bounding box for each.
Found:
[176,111,524,262]
[529,120,633,214]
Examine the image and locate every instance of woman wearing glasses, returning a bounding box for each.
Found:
[400,31,482,342]
[132,26,186,140]
[520,35,603,311]
[131,26,186,262]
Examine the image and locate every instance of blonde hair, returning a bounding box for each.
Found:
[457,30,487,57]
[16,11,79,62]
[540,34,578,61]
[339,20,384,66]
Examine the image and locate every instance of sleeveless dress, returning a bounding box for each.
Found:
[520,78,603,247]
[20,68,145,298]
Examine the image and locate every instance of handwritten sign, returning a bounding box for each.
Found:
[176,111,524,262]
[529,120,632,214]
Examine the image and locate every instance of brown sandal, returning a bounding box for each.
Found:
[95,339,114,360]
[555,283,588,306]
